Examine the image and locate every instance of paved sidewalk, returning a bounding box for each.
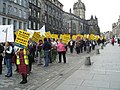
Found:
[0,47,96,90]
[52,43,120,90]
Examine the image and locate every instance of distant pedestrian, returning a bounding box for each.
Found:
[111,37,115,46]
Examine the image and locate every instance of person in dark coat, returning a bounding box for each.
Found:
[75,40,80,54]
[28,43,34,73]
[0,43,4,75]
[42,38,52,66]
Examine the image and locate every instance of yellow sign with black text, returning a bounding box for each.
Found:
[32,32,40,43]
[15,30,30,47]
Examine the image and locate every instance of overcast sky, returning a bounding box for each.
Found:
[59,0,120,32]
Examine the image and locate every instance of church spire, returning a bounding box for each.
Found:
[78,0,81,3]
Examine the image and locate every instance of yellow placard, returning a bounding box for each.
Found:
[72,35,77,40]
[45,31,51,38]
[32,32,40,43]
[15,30,30,47]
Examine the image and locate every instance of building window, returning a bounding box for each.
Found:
[14,0,17,3]
[33,22,36,29]
[38,1,41,7]
[29,21,31,29]
[52,9,55,15]
[38,12,40,18]
[19,9,22,17]
[2,18,6,25]
[45,16,47,23]
[29,8,31,16]
[29,0,31,3]
[34,10,36,17]
[38,23,40,29]
[3,3,6,14]
[23,11,27,19]
[8,5,12,14]
[19,0,22,5]
[13,20,17,31]
[23,0,27,7]
[19,22,22,29]
[33,0,36,5]
[13,7,17,15]
[49,7,52,14]
[8,19,11,25]
[24,23,26,30]
[45,4,47,11]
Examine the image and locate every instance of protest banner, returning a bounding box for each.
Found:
[32,32,41,43]
[0,25,14,42]
[15,30,30,48]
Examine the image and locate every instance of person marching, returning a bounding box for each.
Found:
[42,38,52,67]
[57,39,67,63]
[36,40,43,65]
[4,42,13,77]
[51,38,57,62]
[16,48,29,84]
[68,39,75,53]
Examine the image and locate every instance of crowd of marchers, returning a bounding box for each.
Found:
[0,37,106,84]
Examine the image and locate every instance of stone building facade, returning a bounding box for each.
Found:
[28,0,43,30]
[43,0,64,34]
[0,0,29,31]
[87,15,100,35]
[64,0,100,35]
[112,16,120,37]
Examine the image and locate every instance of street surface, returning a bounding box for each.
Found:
[0,43,120,90]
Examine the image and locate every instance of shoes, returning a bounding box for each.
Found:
[5,75,12,77]
[44,65,48,67]
[20,80,27,84]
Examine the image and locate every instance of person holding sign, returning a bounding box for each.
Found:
[16,48,29,84]
[4,42,13,77]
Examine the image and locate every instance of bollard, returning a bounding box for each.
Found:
[101,45,103,49]
[96,49,100,54]
[85,56,91,65]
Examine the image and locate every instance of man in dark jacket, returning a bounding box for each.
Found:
[42,38,52,67]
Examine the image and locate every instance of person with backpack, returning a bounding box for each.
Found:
[0,43,4,75]
[4,42,13,77]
